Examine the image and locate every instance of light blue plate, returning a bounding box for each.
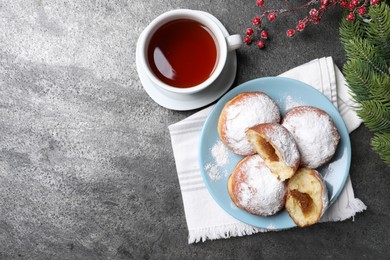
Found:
[198,77,351,229]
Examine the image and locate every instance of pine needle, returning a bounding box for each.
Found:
[367,3,390,65]
[343,59,374,102]
[339,15,367,46]
[344,37,388,75]
[358,100,390,132]
[370,74,390,104]
[371,132,390,166]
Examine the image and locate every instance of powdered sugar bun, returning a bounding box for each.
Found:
[282,106,340,169]
[218,92,280,156]
[246,123,300,181]
[228,154,286,216]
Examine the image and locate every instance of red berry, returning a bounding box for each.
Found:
[348,3,355,10]
[246,28,254,35]
[312,16,321,24]
[309,8,319,17]
[244,36,252,44]
[267,13,276,22]
[257,40,265,49]
[286,29,295,37]
[370,0,380,5]
[321,0,329,6]
[357,6,366,15]
[296,21,305,32]
[340,0,348,8]
[347,12,356,21]
[256,0,265,6]
[252,17,261,25]
[260,30,269,39]
[351,0,359,6]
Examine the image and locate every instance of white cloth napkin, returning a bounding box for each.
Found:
[168,57,367,244]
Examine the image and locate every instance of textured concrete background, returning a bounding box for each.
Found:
[0,0,389,259]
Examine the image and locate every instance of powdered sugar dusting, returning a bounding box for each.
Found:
[282,107,339,169]
[205,163,227,181]
[322,162,335,181]
[266,223,277,230]
[236,155,286,216]
[225,93,280,155]
[284,95,303,111]
[205,141,229,181]
[264,124,300,167]
[211,141,228,167]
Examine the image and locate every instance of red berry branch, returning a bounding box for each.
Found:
[245,0,380,49]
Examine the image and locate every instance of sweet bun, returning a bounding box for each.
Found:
[218,92,280,156]
[285,168,329,227]
[282,106,340,169]
[228,154,286,216]
[246,123,300,181]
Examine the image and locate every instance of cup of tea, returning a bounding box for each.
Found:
[138,9,242,94]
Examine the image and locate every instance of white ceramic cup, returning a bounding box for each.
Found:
[139,9,242,94]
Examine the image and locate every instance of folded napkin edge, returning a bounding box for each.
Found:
[189,197,367,244]
[188,222,269,244]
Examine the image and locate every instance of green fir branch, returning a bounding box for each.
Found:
[366,2,390,65]
[358,100,390,132]
[339,15,367,46]
[343,37,389,75]
[369,74,390,104]
[371,132,390,166]
[340,1,390,167]
[343,59,374,102]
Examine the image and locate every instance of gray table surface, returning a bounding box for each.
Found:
[1,1,389,259]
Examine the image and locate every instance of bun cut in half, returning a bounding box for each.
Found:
[285,168,329,227]
[246,123,300,181]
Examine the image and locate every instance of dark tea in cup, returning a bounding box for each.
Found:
[139,9,242,94]
[147,19,218,88]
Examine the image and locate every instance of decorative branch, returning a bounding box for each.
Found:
[244,0,381,48]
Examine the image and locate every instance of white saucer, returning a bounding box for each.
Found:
[135,11,238,111]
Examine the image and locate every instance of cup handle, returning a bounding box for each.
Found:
[226,34,243,52]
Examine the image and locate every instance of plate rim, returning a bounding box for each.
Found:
[198,76,352,229]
